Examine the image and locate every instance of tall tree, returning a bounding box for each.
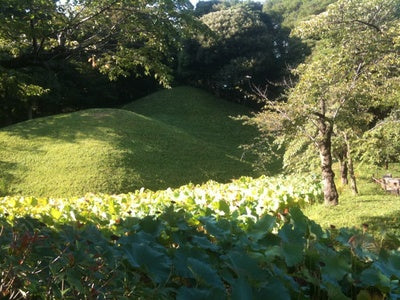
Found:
[250,0,400,205]
[179,1,305,104]
[0,0,198,124]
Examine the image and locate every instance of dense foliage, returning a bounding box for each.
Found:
[263,0,337,28]
[0,0,198,125]
[356,111,400,169]
[1,176,400,299]
[178,1,306,104]
[250,0,400,205]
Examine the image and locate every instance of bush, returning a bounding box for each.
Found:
[1,176,399,299]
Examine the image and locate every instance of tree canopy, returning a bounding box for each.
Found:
[0,0,199,124]
[178,1,306,104]
[263,0,337,28]
[0,0,197,83]
[250,0,400,205]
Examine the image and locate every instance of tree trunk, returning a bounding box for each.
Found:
[345,134,358,195]
[30,19,38,57]
[338,149,348,185]
[27,99,37,120]
[28,105,33,120]
[348,157,358,195]
[317,121,339,206]
[340,159,348,185]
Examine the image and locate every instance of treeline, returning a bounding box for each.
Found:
[0,0,331,126]
[179,0,339,103]
[0,0,196,126]
[177,0,306,105]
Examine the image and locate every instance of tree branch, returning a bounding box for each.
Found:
[353,19,381,32]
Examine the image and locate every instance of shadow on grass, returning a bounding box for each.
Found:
[358,208,400,249]
[362,210,400,234]
[0,160,18,196]
[0,108,274,195]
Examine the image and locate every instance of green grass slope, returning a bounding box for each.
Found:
[0,87,262,197]
[123,86,259,159]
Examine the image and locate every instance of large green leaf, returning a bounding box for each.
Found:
[173,246,211,278]
[279,223,305,267]
[373,251,400,279]
[247,214,276,241]
[199,216,231,240]
[225,250,266,281]
[278,223,304,245]
[139,216,163,237]
[325,282,349,300]
[231,278,254,300]
[321,252,351,281]
[360,268,391,293]
[281,243,304,267]
[254,278,291,300]
[176,287,212,300]
[187,257,224,290]
[289,207,308,235]
[263,245,283,262]
[122,243,171,283]
[192,235,219,251]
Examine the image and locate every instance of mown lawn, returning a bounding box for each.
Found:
[303,163,400,248]
[123,86,259,159]
[0,87,265,197]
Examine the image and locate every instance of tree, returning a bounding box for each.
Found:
[263,0,337,28]
[178,1,304,104]
[0,0,199,124]
[1,0,197,82]
[194,0,226,16]
[356,111,400,169]
[251,0,400,205]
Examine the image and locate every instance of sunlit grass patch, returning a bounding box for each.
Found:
[303,163,400,248]
[0,87,267,197]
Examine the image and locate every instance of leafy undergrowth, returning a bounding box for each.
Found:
[1,176,400,299]
[0,87,261,197]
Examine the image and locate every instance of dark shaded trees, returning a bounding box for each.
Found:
[178,1,306,104]
[0,0,198,125]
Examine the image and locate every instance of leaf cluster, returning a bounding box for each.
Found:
[263,0,336,28]
[355,111,400,167]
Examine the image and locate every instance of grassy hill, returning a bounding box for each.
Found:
[123,86,258,157]
[0,87,264,197]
